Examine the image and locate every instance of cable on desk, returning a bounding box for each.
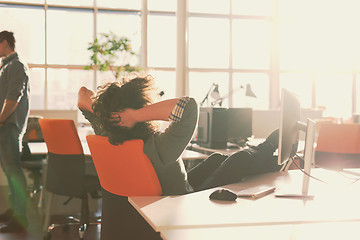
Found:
[293,153,360,186]
[291,154,327,184]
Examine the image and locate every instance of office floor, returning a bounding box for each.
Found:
[0,186,101,240]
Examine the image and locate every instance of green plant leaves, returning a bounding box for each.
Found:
[83,32,142,80]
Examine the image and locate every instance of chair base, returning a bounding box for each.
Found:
[43,216,101,240]
[21,161,44,198]
[42,192,101,240]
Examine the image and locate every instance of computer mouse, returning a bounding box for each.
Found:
[209,189,237,201]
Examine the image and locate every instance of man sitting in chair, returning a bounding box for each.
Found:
[77,74,280,195]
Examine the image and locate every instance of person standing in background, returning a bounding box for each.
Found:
[0,30,30,232]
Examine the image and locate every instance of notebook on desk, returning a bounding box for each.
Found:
[235,186,276,200]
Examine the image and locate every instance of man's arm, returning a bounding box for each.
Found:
[111,98,180,128]
[0,99,18,126]
[77,86,95,113]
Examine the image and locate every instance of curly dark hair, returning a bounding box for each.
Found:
[92,75,159,145]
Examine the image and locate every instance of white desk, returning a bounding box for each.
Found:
[28,141,91,156]
[129,169,360,238]
[28,141,206,162]
[160,221,360,240]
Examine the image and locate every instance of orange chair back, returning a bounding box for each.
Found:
[86,135,162,197]
[316,123,360,154]
[38,119,83,155]
[38,119,87,197]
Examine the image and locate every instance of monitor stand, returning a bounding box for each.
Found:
[275,119,317,199]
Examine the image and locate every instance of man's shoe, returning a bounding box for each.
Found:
[0,209,13,223]
[254,129,279,152]
[0,217,28,233]
[264,129,279,150]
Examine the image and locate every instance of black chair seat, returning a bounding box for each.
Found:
[21,160,43,169]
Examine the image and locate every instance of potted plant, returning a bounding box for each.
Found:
[84,32,142,81]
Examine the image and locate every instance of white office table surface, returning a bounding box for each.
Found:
[160,221,360,240]
[28,141,91,156]
[28,141,205,161]
[129,168,360,232]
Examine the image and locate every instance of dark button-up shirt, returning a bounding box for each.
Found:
[0,53,30,132]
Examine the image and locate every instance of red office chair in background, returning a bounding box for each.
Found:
[315,123,360,169]
[39,119,101,240]
[86,134,162,240]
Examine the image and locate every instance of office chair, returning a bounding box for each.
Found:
[315,123,360,169]
[39,119,101,240]
[21,116,46,202]
[86,135,162,240]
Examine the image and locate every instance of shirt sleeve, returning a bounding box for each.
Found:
[6,61,28,102]
[169,97,190,122]
[146,97,198,165]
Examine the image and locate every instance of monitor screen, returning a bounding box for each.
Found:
[196,108,228,149]
[227,108,252,143]
[278,89,301,166]
[197,111,209,143]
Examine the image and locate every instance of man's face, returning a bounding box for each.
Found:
[0,40,7,57]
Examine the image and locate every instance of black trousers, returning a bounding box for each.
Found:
[187,142,281,191]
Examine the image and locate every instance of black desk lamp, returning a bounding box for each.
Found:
[211,83,257,107]
[199,83,222,107]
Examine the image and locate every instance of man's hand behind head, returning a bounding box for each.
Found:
[110,109,137,128]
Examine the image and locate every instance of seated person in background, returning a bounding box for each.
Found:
[78,74,281,195]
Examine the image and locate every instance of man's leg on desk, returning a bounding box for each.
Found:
[197,129,281,190]
[187,153,228,191]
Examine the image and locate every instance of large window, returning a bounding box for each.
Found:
[278,0,360,118]
[1,0,359,120]
[0,4,45,64]
[0,1,145,112]
[47,8,93,65]
[147,0,177,100]
[188,0,360,118]
[187,0,272,110]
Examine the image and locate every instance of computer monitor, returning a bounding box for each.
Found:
[197,107,253,149]
[276,89,318,197]
[197,108,228,149]
[278,89,302,166]
[227,108,252,143]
